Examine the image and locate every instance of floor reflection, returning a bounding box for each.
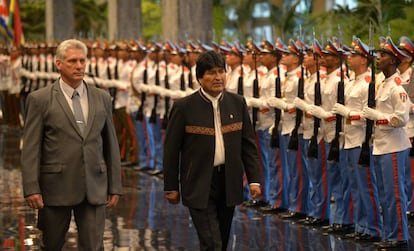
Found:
[1,127,414,250]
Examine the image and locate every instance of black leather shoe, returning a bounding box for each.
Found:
[333,224,354,235]
[133,166,150,171]
[259,205,286,214]
[298,216,313,224]
[147,169,162,175]
[355,233,381,243]
[374,240,408,250]
[343,232,362,239]
[308,218,329,227]
[320,224,335,232]
[243,200,268,208]
[280,211,306,220]
[321,223,353,235]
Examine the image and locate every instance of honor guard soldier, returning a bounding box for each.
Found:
[362,36,411,250]
[113,40,137,165]
[293,38,330,227]
[332,37,382,241]
[307,39,353,235]
[398,36,414,220]
[268,39,309,220]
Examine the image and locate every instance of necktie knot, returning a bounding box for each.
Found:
[72,90,79,99]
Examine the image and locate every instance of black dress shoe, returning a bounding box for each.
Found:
[260,206,286,214]
[321,223,353,235]
[280,211,306,220]
[147,169,162,175]
[333,224,354,235]
[374,240,408,250]
[308,218,329,227]
[297,216,313,224]
[243,200,268,208]
[343,232,362,239]
[133,166,150,171]
[321,224,335,232]
[355,233,381,243]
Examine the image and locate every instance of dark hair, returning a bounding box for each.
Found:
[196,51,226,81]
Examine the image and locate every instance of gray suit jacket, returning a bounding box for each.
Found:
[21,80,122,206]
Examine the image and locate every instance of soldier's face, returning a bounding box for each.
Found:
[198,66,226,97]
[376,51,394,71]
[347,54,367,71]
[225,53,241,68]
[303,52,315,69]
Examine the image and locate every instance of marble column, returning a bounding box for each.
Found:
[162,0,213,43]
[108,0,142,41]
[45,0,75,42]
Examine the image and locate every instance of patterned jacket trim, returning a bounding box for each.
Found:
[185,122,243,135]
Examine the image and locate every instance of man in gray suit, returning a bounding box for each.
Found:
[21,39,122,251]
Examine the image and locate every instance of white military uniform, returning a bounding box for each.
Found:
[373,72,411,155]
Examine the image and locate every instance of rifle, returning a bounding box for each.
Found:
[288,42,305,150]
[252,50,259,130]
[135,60,147,121]
[307,38,322,159]
[149,52,160,124]
[358,28,376,166]
[188,66,193,89]
[270,53,282,148]
[106,60,118,112]
[237,54,244,96]
[162,52,170,129]
[327,48,345,162]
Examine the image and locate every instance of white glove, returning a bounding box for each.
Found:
[268,123,275,134]
[332,103,351,118]
[293,97,310,112]
[362,107,384,120]
[152,85,163,95]
[167,90,186,99]
[308,105,331,119]
[185,88,196,96]
[158,87,169,97]
[266,97,288,110]
[139,84,150,93]
[247,97,267,108]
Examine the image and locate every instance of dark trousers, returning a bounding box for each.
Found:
[189,165,235,251]
[38,200,106,251]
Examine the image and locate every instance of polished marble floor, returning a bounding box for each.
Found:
[1,126,414,250]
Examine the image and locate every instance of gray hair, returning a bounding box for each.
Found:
[55,39,88,61]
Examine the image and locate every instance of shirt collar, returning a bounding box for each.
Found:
[200,88,222,103]
[60,78,86,98]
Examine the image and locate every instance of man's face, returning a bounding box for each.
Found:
[260,52,275,69]
[321,54,339,68]
[347,53,367,71]
[376,51,394,71]
[189,52,200,66]
[225,52,241,68]
[56,48,86,88]
[280,52,298,68]
[303,51,315,69]
[199,66,226,97]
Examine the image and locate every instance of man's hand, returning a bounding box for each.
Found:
[249,184,261,199]
[165,191,180,204]
[106,194,120,208]
[25,194,44,209]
